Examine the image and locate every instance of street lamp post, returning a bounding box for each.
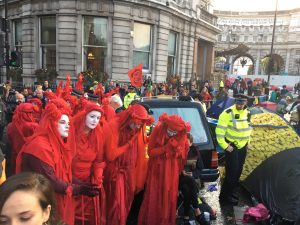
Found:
[267,0,279,84]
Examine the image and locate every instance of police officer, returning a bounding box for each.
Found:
[123,85,140,109]
[216,94,252,205]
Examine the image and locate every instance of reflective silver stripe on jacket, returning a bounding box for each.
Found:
[225,134,250,140]
[231,111,236,128]
[227,125,252,132]
[216,125,227,129]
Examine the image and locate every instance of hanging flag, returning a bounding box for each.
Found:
[128,64,143,88]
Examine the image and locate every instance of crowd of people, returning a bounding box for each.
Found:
[0,76,218,225]
[0,74,299,225]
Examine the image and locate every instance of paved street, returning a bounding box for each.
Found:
[176,179,255,225]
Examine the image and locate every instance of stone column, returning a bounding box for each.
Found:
[229,56,233,75]
[285,49,290,74]
[255,49,261,75]
[22,16,37,85]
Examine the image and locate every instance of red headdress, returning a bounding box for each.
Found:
[7,103,39,173]
[62,73,72,99]
[75,73,84,92]
[64,95,79,115]
[118,104,154,131]
[101,98,116,122]
[149,113,191,148]
[71,102,104,154]
[12,103,39,125]
[10,103,39,142]
[27,98,42,109]
[159,113,191,133]
[56,80,64,97]
[44,91,57,102]
[27,98,43,122]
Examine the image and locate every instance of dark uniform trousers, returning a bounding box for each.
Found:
[220,143,247,198]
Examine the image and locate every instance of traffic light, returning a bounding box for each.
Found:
[0,18,9,32]
[9,51,21,67]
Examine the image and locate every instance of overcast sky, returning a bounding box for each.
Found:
[212,0,300,12]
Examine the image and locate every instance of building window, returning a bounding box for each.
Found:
[40,16,56,70]
[218,35,222,42]
[14,20,22,52]
[83,17,108,73]
[133,22,152,70]
[296,50,300,56]
[167,31,177,75]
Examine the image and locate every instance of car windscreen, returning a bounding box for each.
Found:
[149,107,208,144]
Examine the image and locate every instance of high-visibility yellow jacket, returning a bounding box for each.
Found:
[216,105,252,150]
[124,93,140,109]
[220,80,224,88]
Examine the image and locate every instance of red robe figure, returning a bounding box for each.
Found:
[7,103,39,174]
[16,99,99,225]
[138,113,191,225]
[103,104,154,225]
[72,103,106,225]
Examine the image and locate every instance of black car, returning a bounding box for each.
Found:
[141,98,219,182]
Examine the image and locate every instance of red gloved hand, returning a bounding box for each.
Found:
[168,138,179,148]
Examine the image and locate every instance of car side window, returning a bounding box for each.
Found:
[150,107,208,144]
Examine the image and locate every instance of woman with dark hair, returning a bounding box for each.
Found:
[0,172,61,225]
[71,102,106,225]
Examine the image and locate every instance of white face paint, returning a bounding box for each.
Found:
[85,110,101,130]
[129,122,142,131]
[57,114,70,138]
[167,128,178,137]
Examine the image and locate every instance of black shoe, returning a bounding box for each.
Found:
[195,213,210,225]
[219,196,238,205]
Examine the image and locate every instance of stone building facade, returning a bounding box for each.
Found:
[0,0,220,84]
[214,8,300,76]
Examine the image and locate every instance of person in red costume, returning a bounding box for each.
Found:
[27,98,43,122]
[7,103,39,175]
[138,113,191,225]
[71,102,106,225]
[16,99,99,225]
[103,104,154,225]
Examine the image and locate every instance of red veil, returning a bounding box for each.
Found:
[138,113,191,225]
[71,102,106,225]
[103,104,154,225]
[16,99,74,225]
[7,103,39,174]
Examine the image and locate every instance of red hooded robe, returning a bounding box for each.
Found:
[71,103,106,225]
[103,104,154,225]
[7,103,39,174]
[16,99,74,225]
[138,113,190,225]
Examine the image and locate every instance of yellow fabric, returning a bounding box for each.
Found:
[0,159,6,185]
[123,93,140,109]
[254,96,259,105]
[220,80,224,88]
[216,105,252,150]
